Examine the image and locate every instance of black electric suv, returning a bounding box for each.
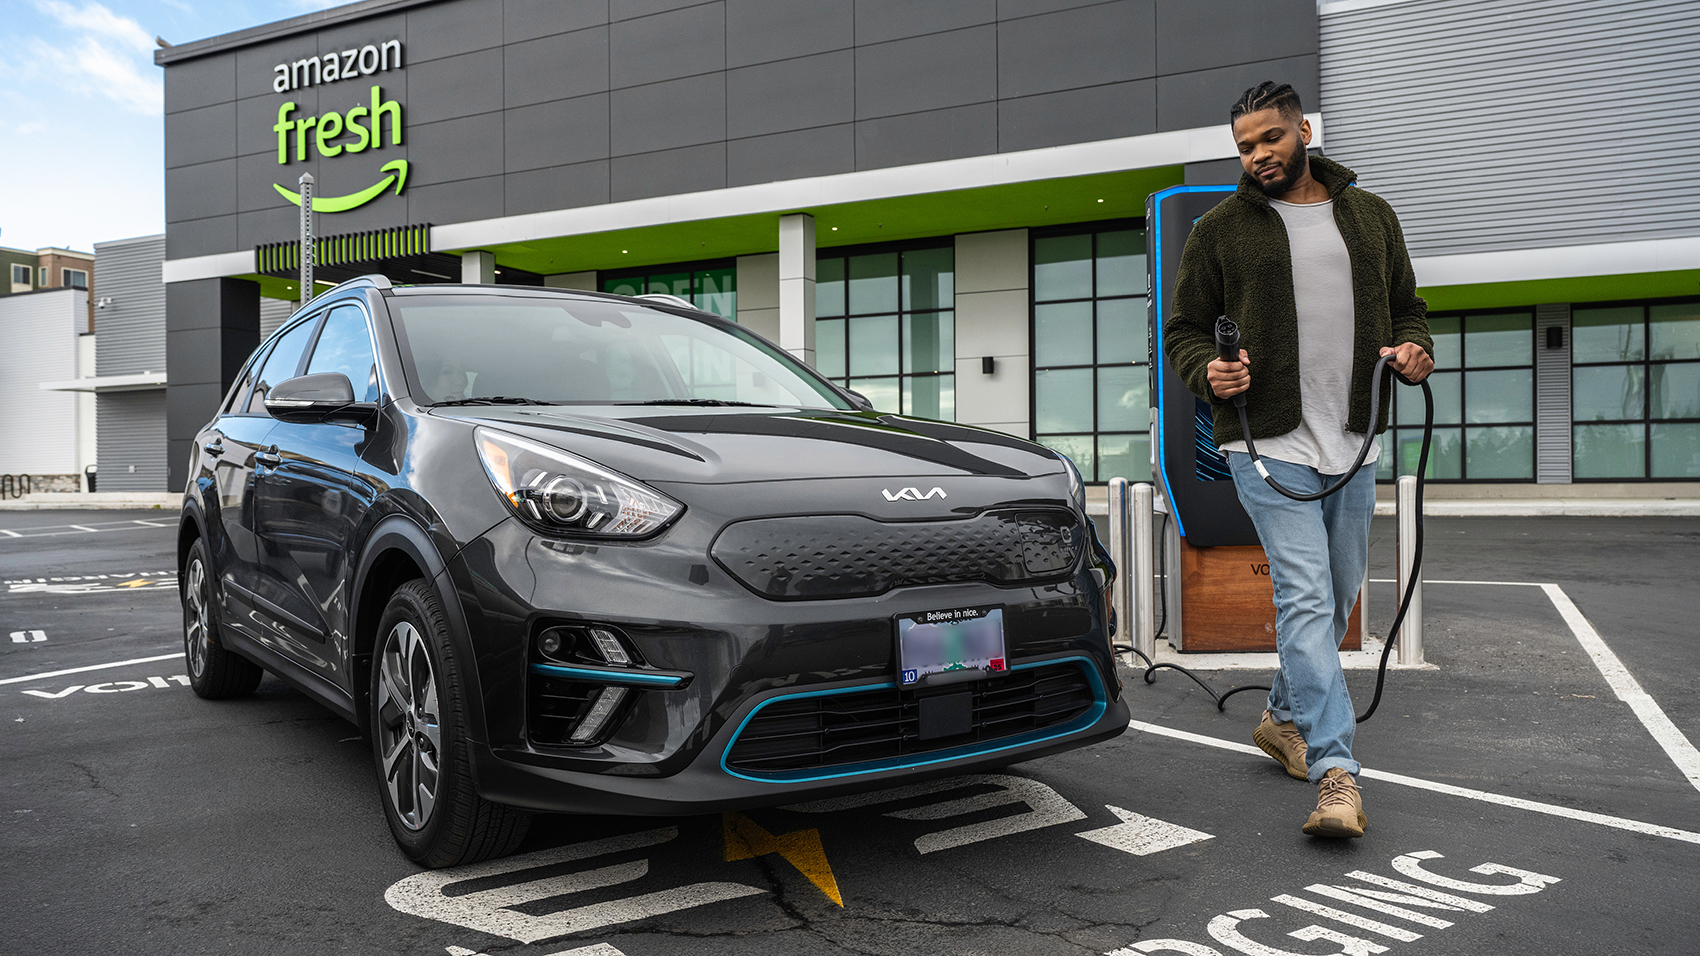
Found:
[177,276,1128,867]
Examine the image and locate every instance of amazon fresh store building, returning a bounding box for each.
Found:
[156,0,1700,494]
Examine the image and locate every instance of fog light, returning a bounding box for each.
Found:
[588,628,631,665]
[539,631,563,656]
[569,686,629,743]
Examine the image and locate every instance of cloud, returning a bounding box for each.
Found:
[33,1,154,52]
[16,122,48,134]
[24,2,161,116]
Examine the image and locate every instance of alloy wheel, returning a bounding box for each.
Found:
[376,621,442,831]
[184,557,209,678]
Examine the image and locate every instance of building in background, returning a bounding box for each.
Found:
[0,287,95,491]
[149,0,1696,494]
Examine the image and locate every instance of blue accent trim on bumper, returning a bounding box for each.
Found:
[719,655,1109,783]
[528,662,687,688]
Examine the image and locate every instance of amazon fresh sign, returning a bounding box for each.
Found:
[269,39,409,213]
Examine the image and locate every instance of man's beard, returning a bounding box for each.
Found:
[1253,148,1308,197]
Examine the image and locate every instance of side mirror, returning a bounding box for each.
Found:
[265,373,376,424]
[839,386,875,411]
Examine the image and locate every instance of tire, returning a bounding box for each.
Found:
[371,580,530,868]
[182,538,264,699]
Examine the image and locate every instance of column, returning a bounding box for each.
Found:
[462,250,496,284]
[953,229,1031,438]
[166,277,260,491]
[778,213,815,367]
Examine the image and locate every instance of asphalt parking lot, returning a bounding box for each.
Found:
[3,510,1697,955]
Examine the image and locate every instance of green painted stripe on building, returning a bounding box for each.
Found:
[448,167,1184,277]
[1420,269,1700,311]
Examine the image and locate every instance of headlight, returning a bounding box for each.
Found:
[1057,452,1086,513]
[475,427,683,537]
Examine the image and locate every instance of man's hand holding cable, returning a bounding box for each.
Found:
[1209,349,1251,399]
[1379,342,1434,383]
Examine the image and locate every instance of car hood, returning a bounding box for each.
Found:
[427,405,1067,484]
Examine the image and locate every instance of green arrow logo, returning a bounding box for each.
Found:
[274,160,409,213]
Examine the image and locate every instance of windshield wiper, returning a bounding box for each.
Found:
[430,396,556,407]
[620,399,774,407]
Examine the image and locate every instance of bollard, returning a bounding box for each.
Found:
[1107,478,1131,653]
[1395,474,1424,665]
[1131,482,1157,663]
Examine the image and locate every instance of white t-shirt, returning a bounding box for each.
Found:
[1220,198,1378,476]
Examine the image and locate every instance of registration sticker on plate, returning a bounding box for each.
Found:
[896,606,1006,687]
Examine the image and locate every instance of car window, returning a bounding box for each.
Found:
[246,316,319,414]
[222,342,270,415]
[390,296,848,409]
[304,304,380,403]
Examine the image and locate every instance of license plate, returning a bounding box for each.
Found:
[895,606,1006,687]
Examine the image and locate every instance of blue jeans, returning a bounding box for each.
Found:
[1227,452,1375,782]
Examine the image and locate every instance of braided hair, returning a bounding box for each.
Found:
[1230,81,1303,124]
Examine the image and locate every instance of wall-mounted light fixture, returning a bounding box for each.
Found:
[981,356,995,375]
[94,297,113,309]
[1545,325,1565,349]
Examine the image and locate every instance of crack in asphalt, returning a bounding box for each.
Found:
[70,760,120,799]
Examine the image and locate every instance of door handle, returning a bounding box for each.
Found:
[255,446,282,468]
[204,440,225,457]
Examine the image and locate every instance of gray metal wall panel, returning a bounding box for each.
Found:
[260,296,296,338]
[1321,0,1700,256]
[93,235,167,378]
[96,390,169,492]
[163,0,1323,253]
[1535,302,1572,484]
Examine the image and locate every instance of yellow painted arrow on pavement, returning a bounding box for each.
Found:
[722,811,842,906]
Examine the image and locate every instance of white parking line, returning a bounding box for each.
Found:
[1539,583,1700,795]
[1127,719,1700,847]
[0,653,180,686]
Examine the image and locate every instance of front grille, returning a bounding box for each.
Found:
[724,662,1097,776]
[710,509,1083,600]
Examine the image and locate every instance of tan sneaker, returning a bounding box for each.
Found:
[1303,768,1366,838]
[1253,710,1309,781]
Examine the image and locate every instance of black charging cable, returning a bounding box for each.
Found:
[1122,317,1433,724]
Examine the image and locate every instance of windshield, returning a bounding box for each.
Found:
[389,295,850,409]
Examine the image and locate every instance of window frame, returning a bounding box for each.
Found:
[10,264,29,286]
[1570,295,1700,482]
[813,236,957,421]
[1381,307,1537,483]
[1027,218,1150,484]
[62,268,88,290]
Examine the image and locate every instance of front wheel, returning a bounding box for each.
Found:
[181,539,263,699]
[371,580,530,867]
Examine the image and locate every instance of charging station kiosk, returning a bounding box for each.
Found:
[1145,184,1364,652]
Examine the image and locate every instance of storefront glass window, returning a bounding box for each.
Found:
[815,243,954,420]
[602,261,737,322]
[1379,311,1534,481]
[1031,225,1150,482]
[1572,300,1700,479]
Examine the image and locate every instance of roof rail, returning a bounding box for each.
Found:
[635,293,695,309]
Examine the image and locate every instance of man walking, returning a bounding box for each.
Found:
[1163,82,1434,838]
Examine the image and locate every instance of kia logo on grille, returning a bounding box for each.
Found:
[882,487,947,501]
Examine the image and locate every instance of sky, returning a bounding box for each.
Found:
[0,0,345,254]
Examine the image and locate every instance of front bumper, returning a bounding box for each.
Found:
[471,658,1130,815]
[446,509,1125,814]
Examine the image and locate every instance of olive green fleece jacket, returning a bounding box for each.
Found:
[1163,155,1433,447]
